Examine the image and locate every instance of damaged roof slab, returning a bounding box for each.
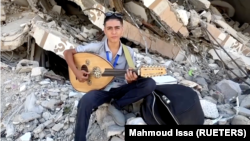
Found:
[143,0,189,37]
[86,2,184,60]
[1,12,36,51]
[30,18,77,59]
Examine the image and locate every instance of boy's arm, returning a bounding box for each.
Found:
[63,42,101,81]
[63,49,78,75]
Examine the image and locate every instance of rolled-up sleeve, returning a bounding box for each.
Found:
[75,42,102,53]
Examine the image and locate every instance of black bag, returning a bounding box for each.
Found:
[140,84,204,125]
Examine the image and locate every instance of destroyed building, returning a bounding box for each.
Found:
[1,0,250,140]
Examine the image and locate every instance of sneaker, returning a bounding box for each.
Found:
[108,104,125,126]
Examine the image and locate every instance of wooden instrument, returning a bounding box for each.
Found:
[68,53,167,92]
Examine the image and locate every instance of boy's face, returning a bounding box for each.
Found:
[104,19,123,43]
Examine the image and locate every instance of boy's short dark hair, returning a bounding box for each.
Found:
[103,12,123,26]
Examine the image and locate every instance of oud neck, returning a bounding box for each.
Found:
[102,68,138,77]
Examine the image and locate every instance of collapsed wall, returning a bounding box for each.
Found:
[1,0,250,141]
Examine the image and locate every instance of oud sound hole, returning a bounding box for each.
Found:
[76,65,89,80]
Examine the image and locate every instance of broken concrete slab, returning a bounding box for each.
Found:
[51,5,63,15]
[1,11,36,51]
[70,0,96,12]
[30,22,78,59]
[213,19,249,44]
[124,1,148,22]
[19,112,41,123]
[189,10,200,28]
[209,5,225,22]
[203,22,250,58]
[86,2,184,60]
[143,0,189,37]
[204,22,225,44]
[1,5,6,22]
[15,59,39,73]
[209,48,250,70]
[12,0,29,7]
[211,0,235,17]
[233,107,250,117]
[189,0,211,12]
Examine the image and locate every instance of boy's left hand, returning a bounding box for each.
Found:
[125,68,138,84]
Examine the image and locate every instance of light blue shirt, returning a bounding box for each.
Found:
[75,38,136,90]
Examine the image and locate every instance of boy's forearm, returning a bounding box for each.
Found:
[64,50,78,74]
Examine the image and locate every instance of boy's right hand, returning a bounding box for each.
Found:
[75,70,90,82]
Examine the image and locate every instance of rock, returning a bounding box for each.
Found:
[189,0,211,11]
[52,123,64,131]
[143,56,152,64]
[201,11,211,22]
[69,117,75,123]
[46,137,54,141]
[96,106,108,126]
[100,116,115,130]
[33,119,53,134]
[48,88,60,93]
[39,79,50,85]
[41,99,61,110]
[65,128,73,135]
[19,112,41,123]
[61,87,68,92]
[18,132,31,141]
[233,107,250,117]
[19,84,26,92]
[6,124,15,138]
[106,125,125,138]
[203,96,217,104]
[217,104,235,118]
[200,99,219,118]
[88,123,108,141]
[39,131,46,139]
[194,76,208,88]
[42,112,52,120]
[189,10,200,28]
[215,80,242,103]
[2,4,250,139]
[31,67,46,77]
[191,27,202,37]
[240,95,250,108]
[126,117,147,125]
[231,115,250,125]
[111,136,124,141]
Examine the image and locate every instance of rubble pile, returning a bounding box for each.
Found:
[1,0,250,141]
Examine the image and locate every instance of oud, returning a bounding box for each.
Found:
[68,53,167,93]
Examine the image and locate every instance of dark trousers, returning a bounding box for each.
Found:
[74,78,156,141]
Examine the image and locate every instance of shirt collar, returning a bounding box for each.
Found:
[104,38,123,55]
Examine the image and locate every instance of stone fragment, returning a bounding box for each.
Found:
[231,115,250,125]
[200,99,219,118]
[189,0,211,11]
[52,123,64,131]
[106,125,125,138]
[19,112,41,123]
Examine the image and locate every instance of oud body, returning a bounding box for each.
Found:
[68,53,166,93]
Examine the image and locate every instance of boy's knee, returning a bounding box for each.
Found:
[78,90,98,108]
[144,78,156,91]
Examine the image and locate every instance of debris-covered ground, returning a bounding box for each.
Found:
[1,0,250,141]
